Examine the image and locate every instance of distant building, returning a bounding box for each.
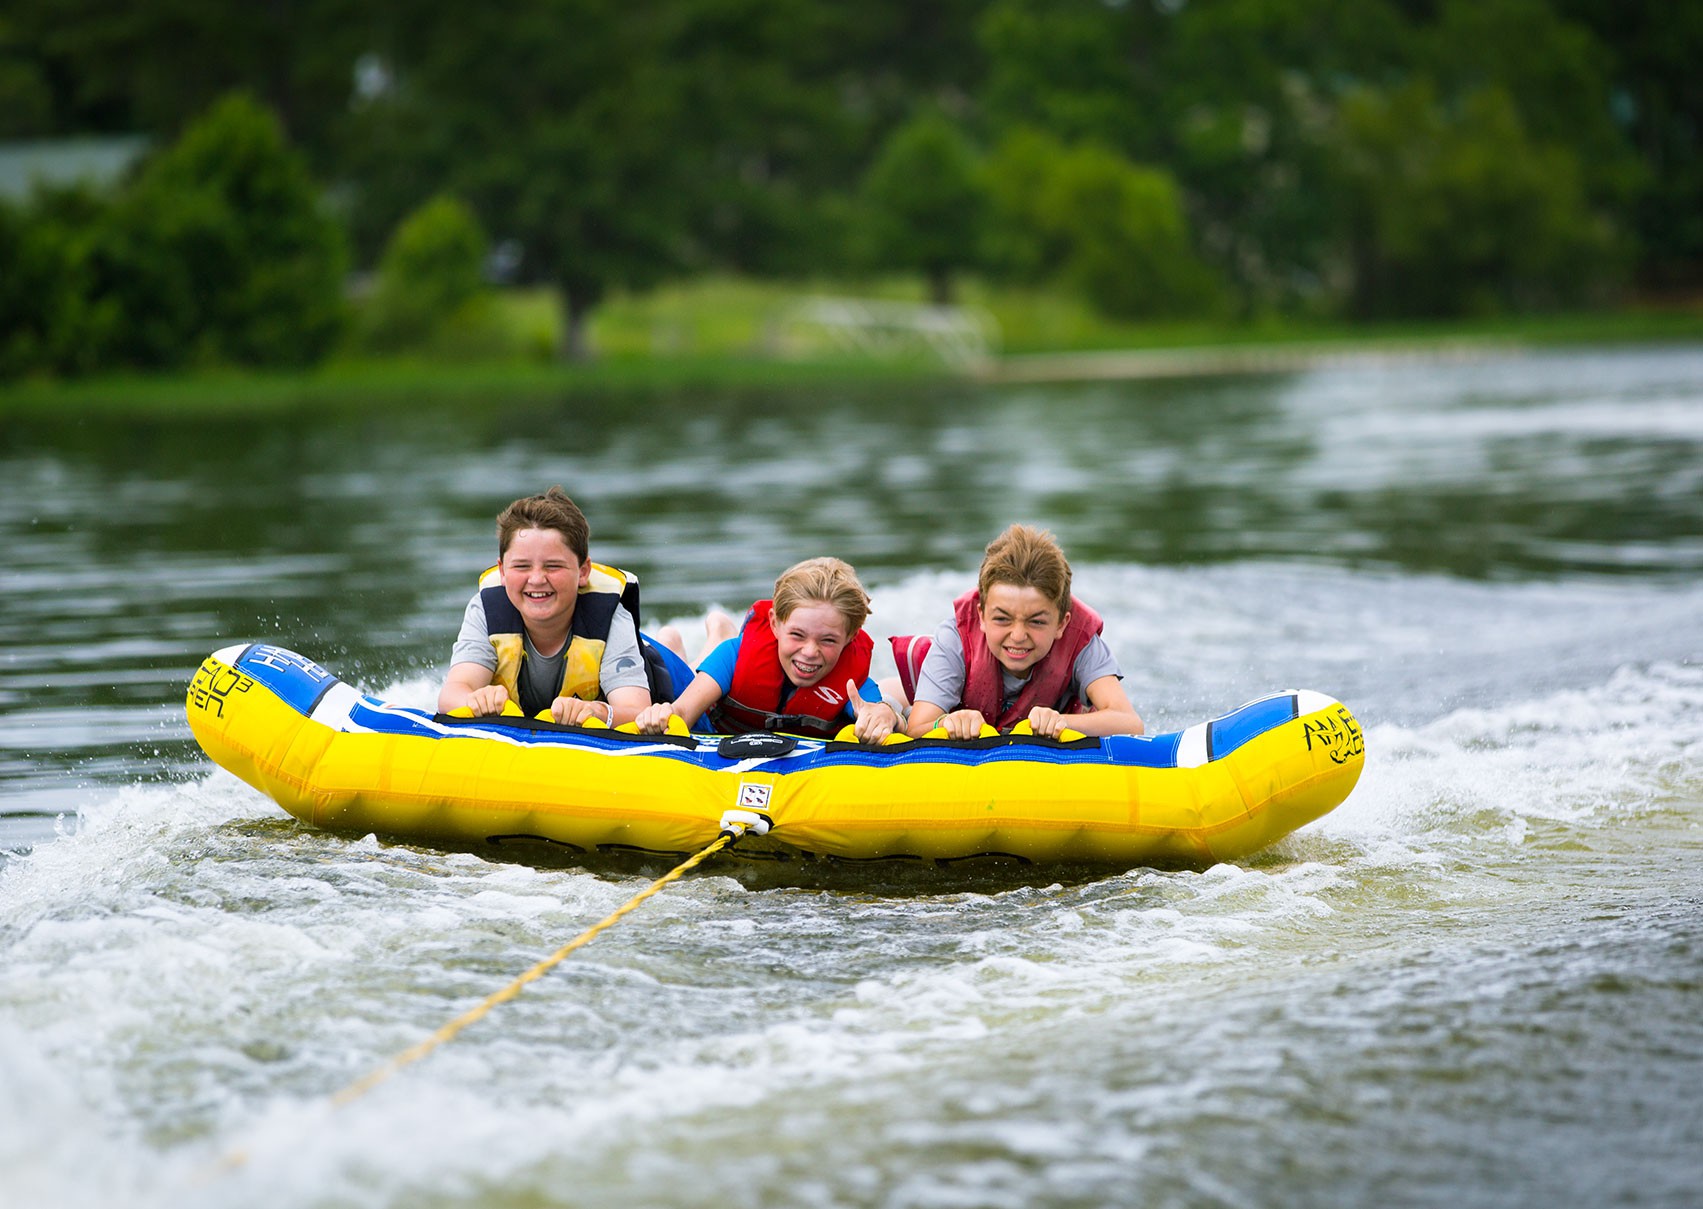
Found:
[0,135,149,201]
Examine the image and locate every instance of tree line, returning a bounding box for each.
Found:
[1,0,1697,375]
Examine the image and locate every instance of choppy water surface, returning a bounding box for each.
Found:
[2,346,1700,1207]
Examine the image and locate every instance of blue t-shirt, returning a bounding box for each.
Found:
[699,637,881,722]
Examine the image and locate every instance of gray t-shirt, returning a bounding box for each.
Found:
[912,619,1120,716]
[450,592,650,716]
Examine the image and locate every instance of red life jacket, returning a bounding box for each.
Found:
[889,589,1102,731]
[708,599,874,737]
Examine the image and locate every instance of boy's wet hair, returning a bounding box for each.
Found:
[496,486,590,561]
[772,557,872,634]
[978,524,1072,614]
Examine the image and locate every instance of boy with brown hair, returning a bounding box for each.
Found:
[438,486,685,725]
[897,524,1143,739]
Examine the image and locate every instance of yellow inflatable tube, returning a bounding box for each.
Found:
[186,643,1365,868]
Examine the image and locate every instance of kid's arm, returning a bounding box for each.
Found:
[1040,675,1143,737]
[604,685,651,726]
[635,671,723,733]
[439,661,507,715]
[904,701,992,739]
[903,700,947,737]
[900,624,975,738]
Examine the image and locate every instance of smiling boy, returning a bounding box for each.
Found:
[438,487,655,725]
[900,524,1143,739]
[635,556,899,743]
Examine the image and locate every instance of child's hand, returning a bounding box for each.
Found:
[467,685,511,716]
[938,709,989,739]
[845,679,898,745]
[1026,707,1065,738]
[634,702,678,734]
[550,696,613,726]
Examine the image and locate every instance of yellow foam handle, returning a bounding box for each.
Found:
[536,709,624,729]
[927,721,999,738]
[447,700,525,720]
[615,714,690,736]
[832,724,913,745]
[1008,719,1086,741]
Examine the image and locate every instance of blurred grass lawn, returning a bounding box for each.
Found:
[5,274,1702,416]
[584,275,1703,357]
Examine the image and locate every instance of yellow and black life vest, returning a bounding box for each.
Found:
[478,562,639,708]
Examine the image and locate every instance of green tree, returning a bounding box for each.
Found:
[977,0,1168,157]
[979,127,1068,283]
[985,130,1220,319]
[1155,0,1411,312]
[343,0,999,356]
[0,186,121,376]
[1045,143,1220,320]
[978,0,1646,314]
[1554,0,1703,288]
[1418,0,1642,250]
[99,92,346,368]
[1334,80,1625,316]
[0,14,55,137]
[662,0,987,279]
[345,0,709,360]
[360,194,488,351]
[0,198,31,373]
[859,111,987,305]
[977,0,1413,312]
[1,0,369,167]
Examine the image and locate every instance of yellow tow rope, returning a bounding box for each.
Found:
[208,813,768,1179]
[331,829,738,1108]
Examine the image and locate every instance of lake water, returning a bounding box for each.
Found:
[2,347,1700,1207]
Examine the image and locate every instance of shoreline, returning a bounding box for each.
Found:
[979,336,1534,382]
[4,318,1702,417]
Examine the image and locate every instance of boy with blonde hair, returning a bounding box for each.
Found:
[637,556,899,743]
